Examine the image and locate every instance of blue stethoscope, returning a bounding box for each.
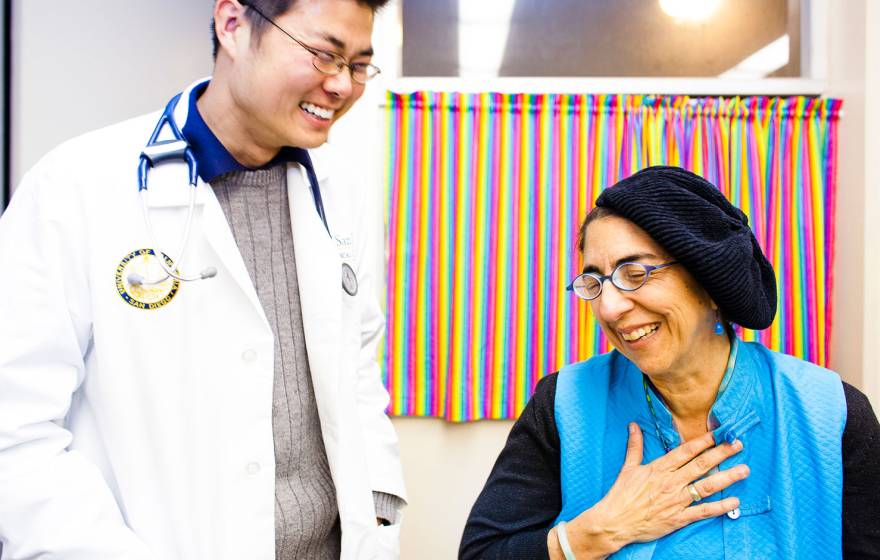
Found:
[131,93,330,287]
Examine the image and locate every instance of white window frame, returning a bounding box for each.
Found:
[372,0,829,98]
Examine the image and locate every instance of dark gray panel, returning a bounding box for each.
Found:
[402,0,799,78]
[402,0,459,76]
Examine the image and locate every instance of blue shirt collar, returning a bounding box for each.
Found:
[180,80,315,184]
[639,334,757,449]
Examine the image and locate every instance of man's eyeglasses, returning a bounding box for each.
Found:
[566,262,678,301]
[240,1,381,84]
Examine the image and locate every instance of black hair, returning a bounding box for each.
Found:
[211,0,391,59]
[576,205,621,254]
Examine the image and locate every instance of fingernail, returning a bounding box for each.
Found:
[738,465,750,477]
[629,422,636,435]
[731,439,743,451]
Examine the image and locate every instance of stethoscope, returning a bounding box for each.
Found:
[131,92,333,289]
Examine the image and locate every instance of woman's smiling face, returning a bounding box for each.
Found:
[583,215,719,377]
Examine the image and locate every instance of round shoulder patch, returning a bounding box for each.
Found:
[115,248,180,310]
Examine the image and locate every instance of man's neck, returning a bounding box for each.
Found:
[196,81,280,168]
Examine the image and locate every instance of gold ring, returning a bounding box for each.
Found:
[687,483,702,502]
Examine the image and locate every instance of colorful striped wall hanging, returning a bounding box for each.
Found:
[383,93,842,422]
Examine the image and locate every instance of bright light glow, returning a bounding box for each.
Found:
[659,0,722,22]
[458,0,517,77]
[718,35,790,79]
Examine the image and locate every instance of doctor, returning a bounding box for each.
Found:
[0,0,405,558]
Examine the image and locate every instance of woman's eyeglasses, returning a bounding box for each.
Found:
[566,262,678,301]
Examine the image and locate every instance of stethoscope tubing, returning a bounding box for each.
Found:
[133,89,331,288]
[132,94,215,287]
[129,187,216,286]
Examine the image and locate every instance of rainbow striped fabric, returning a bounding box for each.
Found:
[383,92,842,422]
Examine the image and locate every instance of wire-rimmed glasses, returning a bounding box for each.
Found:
[241,1,381,84]
[566,262,678,301]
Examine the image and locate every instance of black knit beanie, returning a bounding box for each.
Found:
[594,166,777,330]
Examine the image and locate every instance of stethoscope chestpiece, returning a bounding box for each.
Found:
[127,266,217,287]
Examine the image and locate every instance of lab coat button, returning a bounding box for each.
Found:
[246,462,261,475]
[241,349,257,362]
[727,507,741,520]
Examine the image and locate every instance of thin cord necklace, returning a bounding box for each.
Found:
[642,335,739,454]
[643,376,673,453]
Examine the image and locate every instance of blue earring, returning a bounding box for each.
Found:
[714,311,725,335]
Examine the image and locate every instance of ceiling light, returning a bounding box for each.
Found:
[659,0,722,23]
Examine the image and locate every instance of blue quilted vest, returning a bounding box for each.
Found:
[554,339,846,559]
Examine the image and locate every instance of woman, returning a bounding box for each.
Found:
[460,166,880,559]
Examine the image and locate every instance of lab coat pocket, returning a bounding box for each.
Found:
[372,523,401,559]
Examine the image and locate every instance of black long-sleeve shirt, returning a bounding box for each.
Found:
[460,374,880,560]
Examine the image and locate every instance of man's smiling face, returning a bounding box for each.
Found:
[229,0,375,149]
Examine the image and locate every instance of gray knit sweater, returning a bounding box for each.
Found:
[212,164,399,559]
[214,166,340,559]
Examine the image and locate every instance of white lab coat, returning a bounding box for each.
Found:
[0,80,406,559]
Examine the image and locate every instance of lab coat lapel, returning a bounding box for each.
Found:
[144,161,269,328]
[199,184,270,328]
[288,163,342,410]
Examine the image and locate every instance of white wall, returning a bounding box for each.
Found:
[825,0,880,403]
[826,1,867,395]
[391,417,513,558]
[10,0,212,189]
[859,1,880,407]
